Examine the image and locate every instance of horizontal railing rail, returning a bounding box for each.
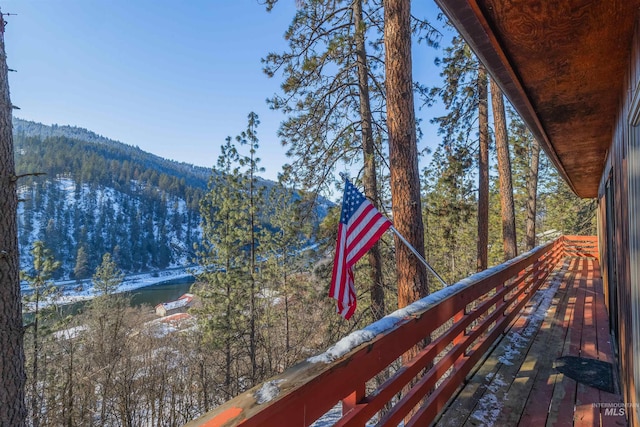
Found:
[562,234,599,258]
[185,235,597,427]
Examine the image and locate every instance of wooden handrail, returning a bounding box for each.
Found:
[185,235,597,427]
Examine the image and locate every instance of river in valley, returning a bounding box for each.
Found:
[128,276,195,308]
[25,275,197,323]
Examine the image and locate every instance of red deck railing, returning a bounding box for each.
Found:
[185,236,598,427]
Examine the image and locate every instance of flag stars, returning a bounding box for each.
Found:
[341,182,366,224]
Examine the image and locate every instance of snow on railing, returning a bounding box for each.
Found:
[184,236,593,427]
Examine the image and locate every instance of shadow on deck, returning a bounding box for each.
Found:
[437,256,626,427]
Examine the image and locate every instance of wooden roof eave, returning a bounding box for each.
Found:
[434,0,579,196]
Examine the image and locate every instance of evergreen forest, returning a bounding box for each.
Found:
[14,117,207,277]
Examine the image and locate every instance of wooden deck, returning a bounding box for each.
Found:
[436,256,627,427]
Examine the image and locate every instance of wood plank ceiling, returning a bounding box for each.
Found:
[434,0,640,198]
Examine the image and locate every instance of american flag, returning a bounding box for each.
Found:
[329,180,392,319]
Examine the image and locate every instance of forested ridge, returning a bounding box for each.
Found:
[14,117,215,190]
[13,117,207,278]
[13,117,330,279]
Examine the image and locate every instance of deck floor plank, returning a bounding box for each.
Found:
[574,258,601,427]
[434,256,627,427]
[438,288,546,426]
[517,260,578,426]
[461,290,549,427]
[493,261,577,427]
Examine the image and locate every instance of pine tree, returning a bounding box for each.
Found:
[423,146,476,284]
[259,175,313,368]
[490,78,517,260]
[477,63,490,270]
[236,111,263,384]
[73,246,90,280]
[0,9,27,425]
[263,0,387,193]
[21,241,61,427]
[353,0,386,320]
[507,108,540,251]
[92,253,124,296]
[263,0,410,318]
[384,0,429,308]
[423,33,490,272]
[194,115,269,399]
[526,139,541,250]
[538,167,596,236]
[81,292,132,425]
[384,1,431,414]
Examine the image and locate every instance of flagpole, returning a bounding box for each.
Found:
[337,173,448,287]
[389,226,448,287]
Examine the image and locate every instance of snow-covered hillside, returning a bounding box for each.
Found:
[18,176,201,279]
[13,117,333,279]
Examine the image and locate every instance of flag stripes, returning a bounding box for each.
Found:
[329,180,392,319]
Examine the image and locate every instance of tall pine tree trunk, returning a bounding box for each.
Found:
[477,63,489,272]
[249,149,257,386]
[31,295,40,427]
[64,339,74,427]
[354,0,385,320]
[384,0,428,308]
[384,5,430,416]
[490,77,517,260]
[0,11,27,426]
[526,139,540,251]
[283,268,290,352]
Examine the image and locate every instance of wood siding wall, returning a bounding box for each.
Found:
[599,18,640,427]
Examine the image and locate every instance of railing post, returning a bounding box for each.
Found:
[531,259,539,288]
[453,309,465,347]
[342,382,366,426]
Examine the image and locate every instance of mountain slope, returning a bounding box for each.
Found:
[13,118,332,280]
[14,118,205,278]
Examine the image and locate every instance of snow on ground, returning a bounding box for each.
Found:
[310,403,403,427]
[471,373,508,425]
[310,404,342,427]
[53,325,87,340]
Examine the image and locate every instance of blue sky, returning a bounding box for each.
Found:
[3,0,450,182]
